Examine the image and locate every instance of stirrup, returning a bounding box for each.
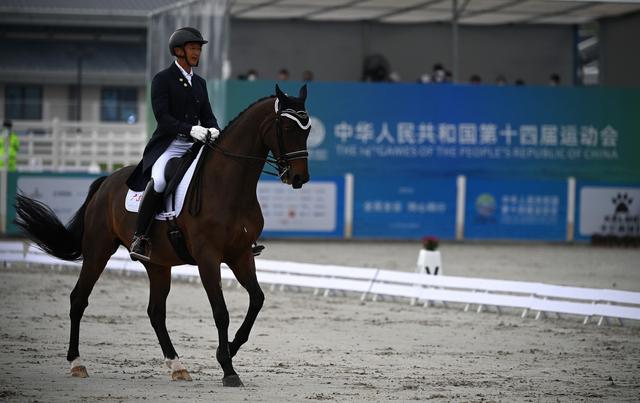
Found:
[130,235,151,262]
[252,243,265,257]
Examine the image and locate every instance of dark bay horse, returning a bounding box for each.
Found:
[14,84,310,386]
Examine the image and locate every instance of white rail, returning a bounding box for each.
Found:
[2,241,639,326]
[12,119,146,172]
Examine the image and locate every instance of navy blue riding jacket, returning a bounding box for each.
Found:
[126,62,220,191]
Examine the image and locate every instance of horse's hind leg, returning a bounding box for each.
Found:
[67,240,118,378]
[227,254,264,359]
[143,263,191,381]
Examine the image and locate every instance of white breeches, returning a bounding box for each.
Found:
[151,138,193,193]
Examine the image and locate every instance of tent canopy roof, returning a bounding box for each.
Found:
[1,0,640,26]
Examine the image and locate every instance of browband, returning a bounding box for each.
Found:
[274,98,311,130]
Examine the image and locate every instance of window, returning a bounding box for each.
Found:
[100,87,138,123]
[4,84,43,120]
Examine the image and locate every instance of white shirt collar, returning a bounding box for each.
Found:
[175,61,193,85]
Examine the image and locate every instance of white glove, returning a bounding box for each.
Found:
[189,125,209,142]
[208,127,220,140]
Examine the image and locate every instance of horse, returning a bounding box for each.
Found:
[14,84,311,387]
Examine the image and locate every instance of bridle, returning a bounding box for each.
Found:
[205,97,310,179]
[273,98,310,179]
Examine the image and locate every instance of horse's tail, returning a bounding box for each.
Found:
[14,176,108,261]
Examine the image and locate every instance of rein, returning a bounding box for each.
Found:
[204,98,310,179]
[188,140,281,216]
[204,138,283,178]
[189,95,309,216]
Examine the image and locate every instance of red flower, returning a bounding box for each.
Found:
[421,236,439,251]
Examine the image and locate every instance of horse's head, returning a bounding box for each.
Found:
[268,84,311,189]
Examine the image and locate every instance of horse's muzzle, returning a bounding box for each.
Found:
[291,173,309,189]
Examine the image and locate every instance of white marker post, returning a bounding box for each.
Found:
[411,242,443,306]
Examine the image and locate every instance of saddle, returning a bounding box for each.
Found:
[161,143,205,265]
[164,143,203,204]
[137,143,264,264]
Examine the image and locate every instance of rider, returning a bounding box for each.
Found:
[126,27,220,261]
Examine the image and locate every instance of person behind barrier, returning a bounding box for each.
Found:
[126,27,221,262]
[432,63,446,83]
[302,69,314,82]
[277,68,290,81]
[1,119,20,171]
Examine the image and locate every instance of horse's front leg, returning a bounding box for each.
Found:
[143,263,191,381]
[227,252,264,359]
[197,262,243,387]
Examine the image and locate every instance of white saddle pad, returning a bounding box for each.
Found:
[125,146,205,220]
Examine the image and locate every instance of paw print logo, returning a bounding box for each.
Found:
[612,193,632,217]
[602,192,639,236]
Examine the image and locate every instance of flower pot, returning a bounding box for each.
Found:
[416,249,442,275]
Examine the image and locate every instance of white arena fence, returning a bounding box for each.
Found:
[2,241,639,327]
[12,119,146,172]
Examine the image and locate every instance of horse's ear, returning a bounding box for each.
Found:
[298,84,307,101]
[275,84,285,100]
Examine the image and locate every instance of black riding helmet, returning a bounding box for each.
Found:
[168,27,208,56]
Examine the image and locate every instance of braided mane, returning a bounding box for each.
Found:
[219,95,274,139]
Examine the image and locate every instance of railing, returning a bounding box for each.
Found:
[3,242,639,326]
[11,119,146,172]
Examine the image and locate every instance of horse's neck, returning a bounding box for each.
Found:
[204,99,273,199]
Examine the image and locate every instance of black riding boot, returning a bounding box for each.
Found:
[130,180,163,262]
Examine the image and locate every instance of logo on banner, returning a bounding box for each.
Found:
[475,193,497,222]
[308,116,328,161]
[308,116,325,147]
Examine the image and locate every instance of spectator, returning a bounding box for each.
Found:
[277,68,290,81]
[362,54,391,82]
[417,73,431,84]
[445,70,452,83]
[1,119,20,172]
[302,70,314,82]
[246,68,258,81]
[495,74,507,86]
[515,78,525,86]
[432,63,446,83]
[549,73,561,86]
[469,74,482,85]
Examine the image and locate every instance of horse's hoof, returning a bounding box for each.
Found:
[222,374,244,387]
[70,365,89,378]
[171,369,192,381]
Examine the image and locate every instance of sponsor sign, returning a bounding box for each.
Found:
[6,173,346,238]
[6,173,100,235]
[225,81,640,183]
[353,175,456,239]
[464,178,567,240]
[259,176,344,238]
[577,185,640,239]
